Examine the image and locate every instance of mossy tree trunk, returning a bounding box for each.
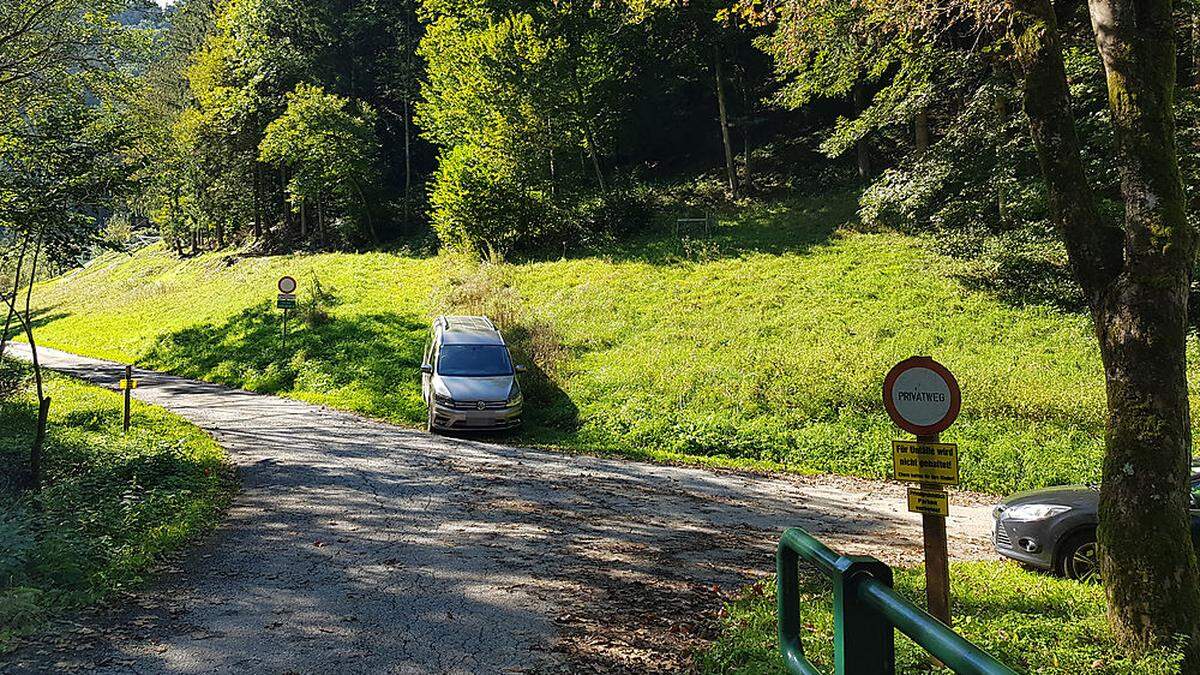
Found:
[1011,0,1200,665]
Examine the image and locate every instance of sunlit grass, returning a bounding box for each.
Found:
[24,192,1174,493]
[697,562,1183,674]
[0,364,231,650]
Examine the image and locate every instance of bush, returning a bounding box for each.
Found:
[571,186,653,239]
[429,144,553,255]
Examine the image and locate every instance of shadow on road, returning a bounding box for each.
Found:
[2,347,988,673]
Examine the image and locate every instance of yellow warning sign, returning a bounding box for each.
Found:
[119,379,138,390]
[907,488,950,516]
[892,440,959,485]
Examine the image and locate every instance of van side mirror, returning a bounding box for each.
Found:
[421,364,434,374]
[515,365,528,374]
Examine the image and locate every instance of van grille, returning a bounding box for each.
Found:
[449,400,509,410]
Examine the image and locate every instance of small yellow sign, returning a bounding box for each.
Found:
[907,488,950,516]
[119,379,138,390]
[892,440,959,485]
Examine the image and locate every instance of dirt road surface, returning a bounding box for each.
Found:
[3,344,996,673]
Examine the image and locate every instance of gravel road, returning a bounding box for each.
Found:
[2,344,996,674]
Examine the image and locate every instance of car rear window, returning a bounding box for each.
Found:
[437,345,513,377]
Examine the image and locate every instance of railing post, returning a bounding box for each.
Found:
[776,530,825,675]
[834,556,895,675]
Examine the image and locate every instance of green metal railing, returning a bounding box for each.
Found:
[777,527,1017,675]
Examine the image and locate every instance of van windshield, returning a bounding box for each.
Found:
[437,345,513,377]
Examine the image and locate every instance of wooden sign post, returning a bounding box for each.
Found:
[883,356,961,627]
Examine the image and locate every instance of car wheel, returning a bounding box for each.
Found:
[1058,531,1100,583]
[426,406,438,434]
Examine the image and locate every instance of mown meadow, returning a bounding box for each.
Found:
[24,194,1164,494]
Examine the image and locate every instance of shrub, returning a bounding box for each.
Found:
[429,144,553,255]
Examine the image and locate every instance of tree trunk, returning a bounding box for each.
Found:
[743,122,752,194]
[29,395,49,490]
[404,95,412,228]
[915,109,931,156]
[253,163,263,240]
[1012,0,1200,664]
[1193,14,1200,88]
[1087,0,1200,660]
[318,194,325,247]
[714,42,738,199]
[583,128,606,194]
[0,227,50,491]
[994,63,1011,224]
[300,199,308,239]
[0,228,31,360]
[853,83,871,179]
[568,63,607,195]
[280,166,290,232]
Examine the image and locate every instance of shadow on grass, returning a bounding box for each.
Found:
[604,192,861,266]
[142,304,431,424]
[0,307,72,345]
[0,376,228,644]
[141,301,581,436]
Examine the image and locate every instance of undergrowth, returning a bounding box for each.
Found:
[0,359,231,651]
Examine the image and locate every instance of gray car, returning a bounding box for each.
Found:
[994,473,1200,581]
[421,316,525,432]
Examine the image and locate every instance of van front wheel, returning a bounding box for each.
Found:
[426,406,438,434]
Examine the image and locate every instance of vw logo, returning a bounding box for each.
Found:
[476,401,486,411]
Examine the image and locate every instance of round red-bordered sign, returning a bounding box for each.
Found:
[278,276,298,294]
[883,356,960,436]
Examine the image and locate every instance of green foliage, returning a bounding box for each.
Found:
[0,358,28,401]
[23,194,1155,495]
[128,0,427,251]
[428,143,549,253]
[0,362,230,651]
[0,0,144,271]
[259,83,382,244]
[698,562,1185,674]
[417,0,649,255]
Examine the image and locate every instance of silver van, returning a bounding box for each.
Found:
[421,316,525,432]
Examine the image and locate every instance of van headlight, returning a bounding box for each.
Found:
[434,392,454,405]
[507,382,522,406]
[1003,504,1071,522]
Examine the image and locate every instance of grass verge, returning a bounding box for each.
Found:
[0,359,231,652]
[21,192,1179,493]
[697,562,1184,674]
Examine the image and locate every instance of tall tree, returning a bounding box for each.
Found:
[1009,0,1200,662]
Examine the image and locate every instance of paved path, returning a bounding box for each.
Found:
[3,345,996,673]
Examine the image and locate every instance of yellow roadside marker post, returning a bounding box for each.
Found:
[119,365,139,432]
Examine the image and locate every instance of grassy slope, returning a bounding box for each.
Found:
[698,561,1183,674]
[0,365,231,650]
[26,193,1186,493]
